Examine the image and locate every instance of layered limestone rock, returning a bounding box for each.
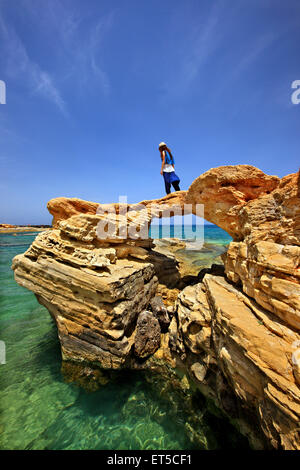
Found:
[11,227,181,369]
[48,191,187,229]
[12,165,300,449]
[224,241,300,331]
[170,167,300,449]
[175,275,300,449]
[185,165,280,240]
[12,229,157,368]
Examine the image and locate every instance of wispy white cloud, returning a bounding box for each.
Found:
[161,0,290,104]
[229,33,277,81]
[33,71,68,116]
[19,0,114,96]
[162,0,226,98]
[87,16,114,95]
[180,3,222,85]
[0,10,68,116]
[0,0,115,115]
[209,29,287,111]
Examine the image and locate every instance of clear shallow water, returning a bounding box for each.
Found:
[149,224,232,246]
[0,229,248,450]
[150,225,232,273]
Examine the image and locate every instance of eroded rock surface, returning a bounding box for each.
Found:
[150,296,170,331]
[134,311,161,359]
[12,165,300,449]
[185,165,280,240]
[175,275,300,449]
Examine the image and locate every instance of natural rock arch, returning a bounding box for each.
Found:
[12,165,300,450]
[47,164,280,242]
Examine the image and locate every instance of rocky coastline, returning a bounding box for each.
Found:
[12,165,300,450]
[0,224,50,234]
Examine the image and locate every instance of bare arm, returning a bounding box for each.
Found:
[160,151,165,175]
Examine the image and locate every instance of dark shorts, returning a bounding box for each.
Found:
[163,171,180,185]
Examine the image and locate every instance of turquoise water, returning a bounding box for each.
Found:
[149,223,232,245]
[0,229,248,450]
[149,225,232,272]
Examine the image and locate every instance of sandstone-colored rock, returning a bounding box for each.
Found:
[190,362,207,382]
[176,283,212,354]
[11,165,300,450]
[239,172,300,245]
[224,240,300,331]
[47,197,98,227]
[115,245,149,260]
[48,191,188,231]
[177,274,300,450]
[185,165,279,240]
[47,167,298,248]
[12,229,158,368]
[204,275,300,449]
[292,348,300,385]
[148,248,181,288]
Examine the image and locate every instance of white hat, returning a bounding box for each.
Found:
[159,142,166,148]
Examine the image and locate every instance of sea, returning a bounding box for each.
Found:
[0,227,249,450]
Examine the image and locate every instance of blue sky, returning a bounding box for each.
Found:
[0,0,299,224]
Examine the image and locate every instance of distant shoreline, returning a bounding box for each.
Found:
[0,226,51,234]
[0,223,222,235]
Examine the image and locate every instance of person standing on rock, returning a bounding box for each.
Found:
[159,142,181,195]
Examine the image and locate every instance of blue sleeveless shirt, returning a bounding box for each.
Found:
[164,150,174,165]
